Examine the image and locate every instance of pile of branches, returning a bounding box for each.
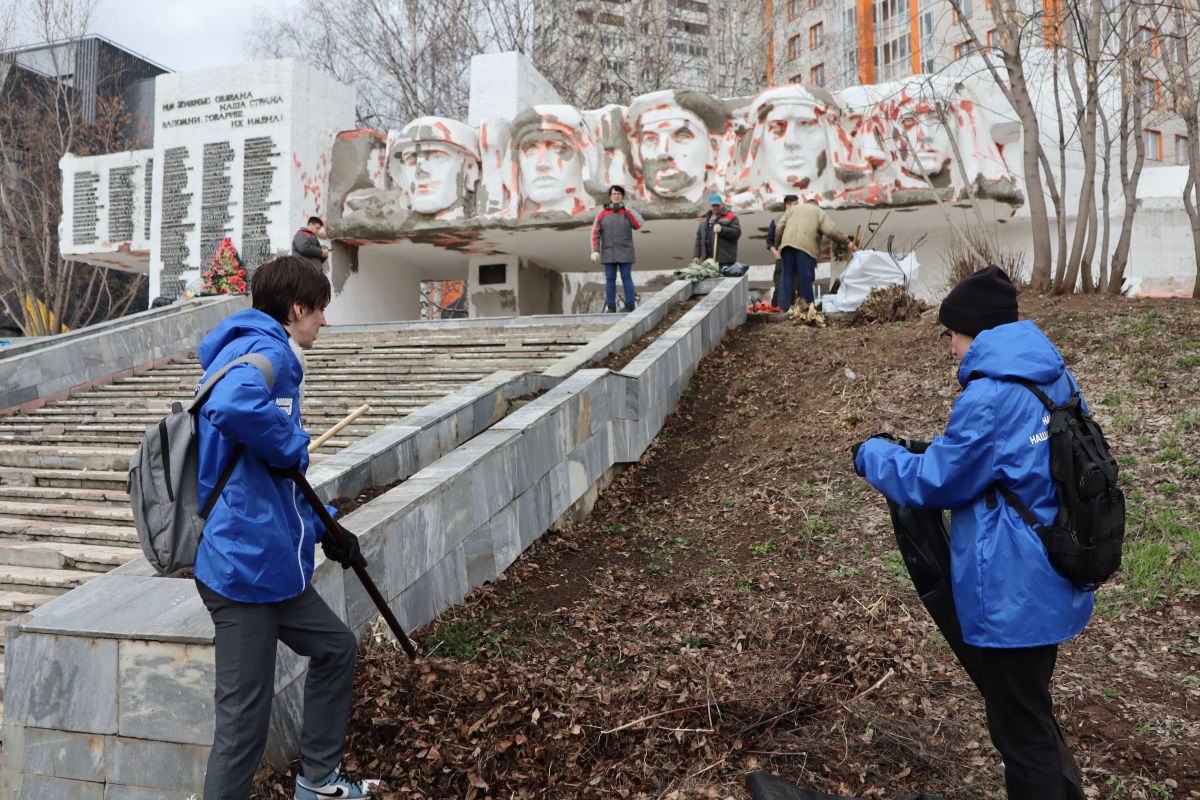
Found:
[852,286,929,325]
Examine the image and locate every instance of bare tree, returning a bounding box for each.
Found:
[1152,0,1200,298]
[950,0,1158,294]
[0,0,146,337]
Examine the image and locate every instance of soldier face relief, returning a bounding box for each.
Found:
[397,143,467,215]
[899,102,954,178]
[637,106,711,202]
[760,103,829,190]
[517,131,581,209]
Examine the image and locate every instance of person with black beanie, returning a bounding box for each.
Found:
[852,265,1091,800]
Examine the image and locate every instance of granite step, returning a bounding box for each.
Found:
[0,564,99,594]
[0,485,129,505]
[0,590,54,614]
[0,500,133,524]
[23,469,127,491]
[0,541,141,572]
[0,446,129,471]
[0,517,138,546]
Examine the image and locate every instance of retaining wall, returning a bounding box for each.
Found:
[0,277,747,799]
[0,296,247,415]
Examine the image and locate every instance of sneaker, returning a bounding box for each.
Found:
[622,302,636,312]
[295,766,380,799]
[605,305,618,313]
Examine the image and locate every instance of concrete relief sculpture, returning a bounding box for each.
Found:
[733,85,841,206]
[627,90,729,207]
[389,117,481,220]
[506,105,596,219]
[327,77,1022,240]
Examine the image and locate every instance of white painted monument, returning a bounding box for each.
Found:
[60,59,355,301]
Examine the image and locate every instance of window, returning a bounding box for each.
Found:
[1138,26,1158,56]
[597,12,625,25]
[919,0,936,72]
[811,63,826,86]
[955,40,974,59]
[810,0,823,7]
[1176,135,1189,165]
[874,0,909,79]
[810,22,824,47]
[987,28,998,48]
[1142,76,1159,108]
[788,34,801,59]
[1145,129,1163,160]
[790,73,805,85]
[788,0,800,20]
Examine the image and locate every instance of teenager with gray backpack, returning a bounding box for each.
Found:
[852,266,1123,800]
[142,256,375,800]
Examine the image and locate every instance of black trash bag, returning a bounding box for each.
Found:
[745,772,942,800]
[720,262,749,277]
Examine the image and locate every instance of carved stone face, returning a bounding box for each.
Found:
[899,101,953,176]
[517,130,582,207]
[637,106,711,201]
[397,143,468,215]
[759,101,830,189]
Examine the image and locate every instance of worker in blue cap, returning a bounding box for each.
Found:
[692,192,741,268]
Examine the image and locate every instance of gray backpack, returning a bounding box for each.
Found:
[128,353,275,575]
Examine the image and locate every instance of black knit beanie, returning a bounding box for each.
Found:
[938,265,1019,337]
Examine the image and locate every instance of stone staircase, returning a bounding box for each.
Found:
[0,324,599,722]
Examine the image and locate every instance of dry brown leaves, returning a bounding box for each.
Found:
[253,294,1200,800]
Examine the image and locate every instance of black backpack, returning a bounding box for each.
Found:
[993,376,1124,591]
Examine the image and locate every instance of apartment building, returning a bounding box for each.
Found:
[771,0,1188,166]
[532,0,767,106]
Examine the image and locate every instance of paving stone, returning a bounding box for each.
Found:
[117,640,215,745]
[104,735,208,792]
[5,632,117,733]
[21,728,106,781]
[15,773,104,800]
[103,784,196,800]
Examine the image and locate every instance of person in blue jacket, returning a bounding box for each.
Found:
[194,255,376,800]
[853,266,1089,800]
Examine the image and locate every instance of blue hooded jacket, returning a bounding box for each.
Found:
[855,320,1094,648]
[193,309,329,603]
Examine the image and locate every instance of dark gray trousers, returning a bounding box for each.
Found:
[196,580,358,800]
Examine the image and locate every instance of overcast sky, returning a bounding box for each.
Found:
[12,0,301,72]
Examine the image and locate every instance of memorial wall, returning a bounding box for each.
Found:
[59,59,356,301]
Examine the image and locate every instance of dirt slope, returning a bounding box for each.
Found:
[257,293,1200,800]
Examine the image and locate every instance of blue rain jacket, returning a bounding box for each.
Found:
[193,309,330,603]
[855,321,1094,648]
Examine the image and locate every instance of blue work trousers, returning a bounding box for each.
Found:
[604,262,635,310]
[779,247,816,310]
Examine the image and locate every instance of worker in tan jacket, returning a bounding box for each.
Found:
[774,199,856,311]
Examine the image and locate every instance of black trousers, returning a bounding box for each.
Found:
[960,642,1084,800]
[888,502,1084,800]
[197,580,358,800]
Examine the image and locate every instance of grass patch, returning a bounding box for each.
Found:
[882,551,908,585]
[1103,504,1200,612]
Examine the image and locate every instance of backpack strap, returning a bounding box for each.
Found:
[189,352,276,413]
[993,482,1044,530]
[190,352,276,521]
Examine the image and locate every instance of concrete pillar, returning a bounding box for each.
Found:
[326,244,422,324]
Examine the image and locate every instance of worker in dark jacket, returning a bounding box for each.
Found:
[194,255,377,800]
[590,184,645,312]
[692,193,741,267]
[853,267,1089,800]
[292,216,328,270]
[766,194,799,307]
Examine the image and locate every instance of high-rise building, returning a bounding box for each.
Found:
[532,0,768,106]
[769,0,1188,166]
[770,0,994,89]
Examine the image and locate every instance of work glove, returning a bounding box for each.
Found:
[590,251,600,263]
[851,432,896,476]
[322,522,363,569]
[713,223,722,234]
[613,202,625,212]
[691,257,700,265]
